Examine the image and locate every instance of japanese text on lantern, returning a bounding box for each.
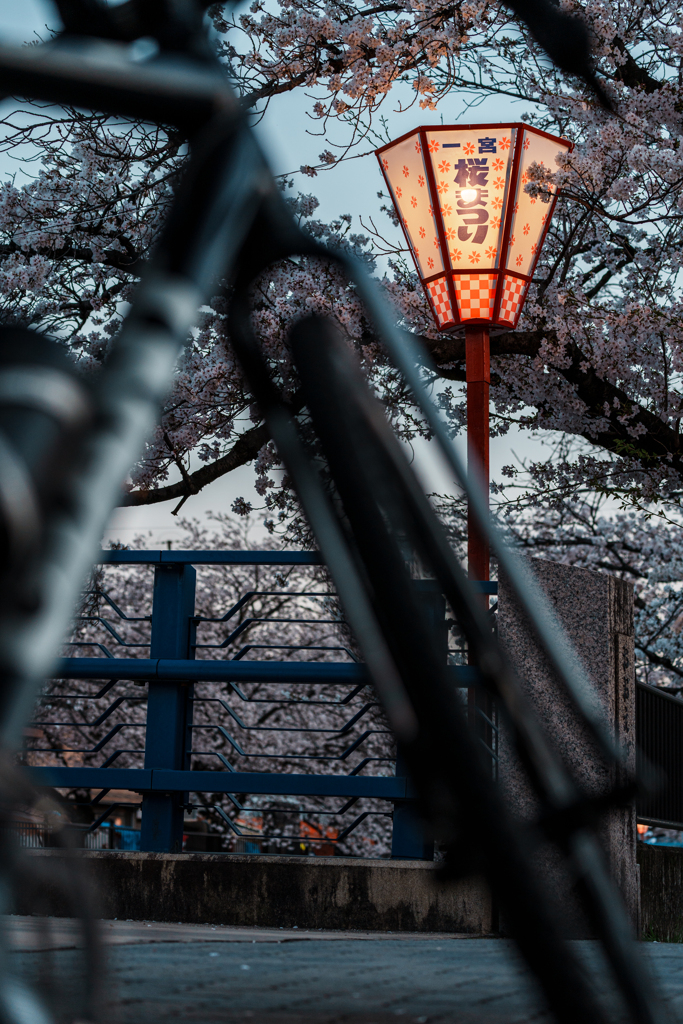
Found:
[442,136,498,246]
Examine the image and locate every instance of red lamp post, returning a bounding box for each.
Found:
[376,123,572,582]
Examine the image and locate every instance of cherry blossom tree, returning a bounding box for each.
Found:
[435,490,683,693]
[0,0,681,526]
[507,499,683,694]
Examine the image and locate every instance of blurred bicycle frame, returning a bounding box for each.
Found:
[0,4,667,1024]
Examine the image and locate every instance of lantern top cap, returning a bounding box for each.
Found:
[375,121,573,157]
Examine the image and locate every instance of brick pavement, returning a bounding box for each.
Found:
[6,918,683,1024]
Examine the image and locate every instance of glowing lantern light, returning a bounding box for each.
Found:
[375,123,572,331]
[376,123,572,586]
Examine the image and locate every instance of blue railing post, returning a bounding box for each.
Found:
[391,747,434,860]
[140,563,196,853]
[391,580,446,860]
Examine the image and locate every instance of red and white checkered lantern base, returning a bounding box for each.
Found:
[376,123,572,331]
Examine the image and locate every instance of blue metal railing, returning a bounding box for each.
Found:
[21,551,497,858]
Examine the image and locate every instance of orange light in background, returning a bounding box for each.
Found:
[300,819,338,856]
[637,824,649,835]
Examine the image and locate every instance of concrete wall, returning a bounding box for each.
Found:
[22,846,678,940]
[20,850,494,934]
[17,844,680,939]
[497,558,639,932]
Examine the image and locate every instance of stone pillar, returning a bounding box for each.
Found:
[497,558,639,933]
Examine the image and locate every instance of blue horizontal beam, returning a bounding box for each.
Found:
[477,581,498,594]
[52,658,370,684]
[51,658,481,686]
[100,550,323,566]
[24,768,152,790]
[96,551,498,594]
[21,767,414,800]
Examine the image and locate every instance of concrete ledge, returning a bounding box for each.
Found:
[20,851,493,934]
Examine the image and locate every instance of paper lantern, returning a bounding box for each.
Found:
[375,123,572,331]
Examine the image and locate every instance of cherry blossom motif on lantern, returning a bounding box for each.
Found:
[403,165,409,176]
[395,187,402,198]
[376,123,572,329]
[418,175,425,187]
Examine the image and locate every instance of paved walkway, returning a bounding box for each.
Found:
[6,917,683,1023]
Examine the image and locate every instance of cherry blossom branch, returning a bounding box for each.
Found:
[121,421,271,507]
